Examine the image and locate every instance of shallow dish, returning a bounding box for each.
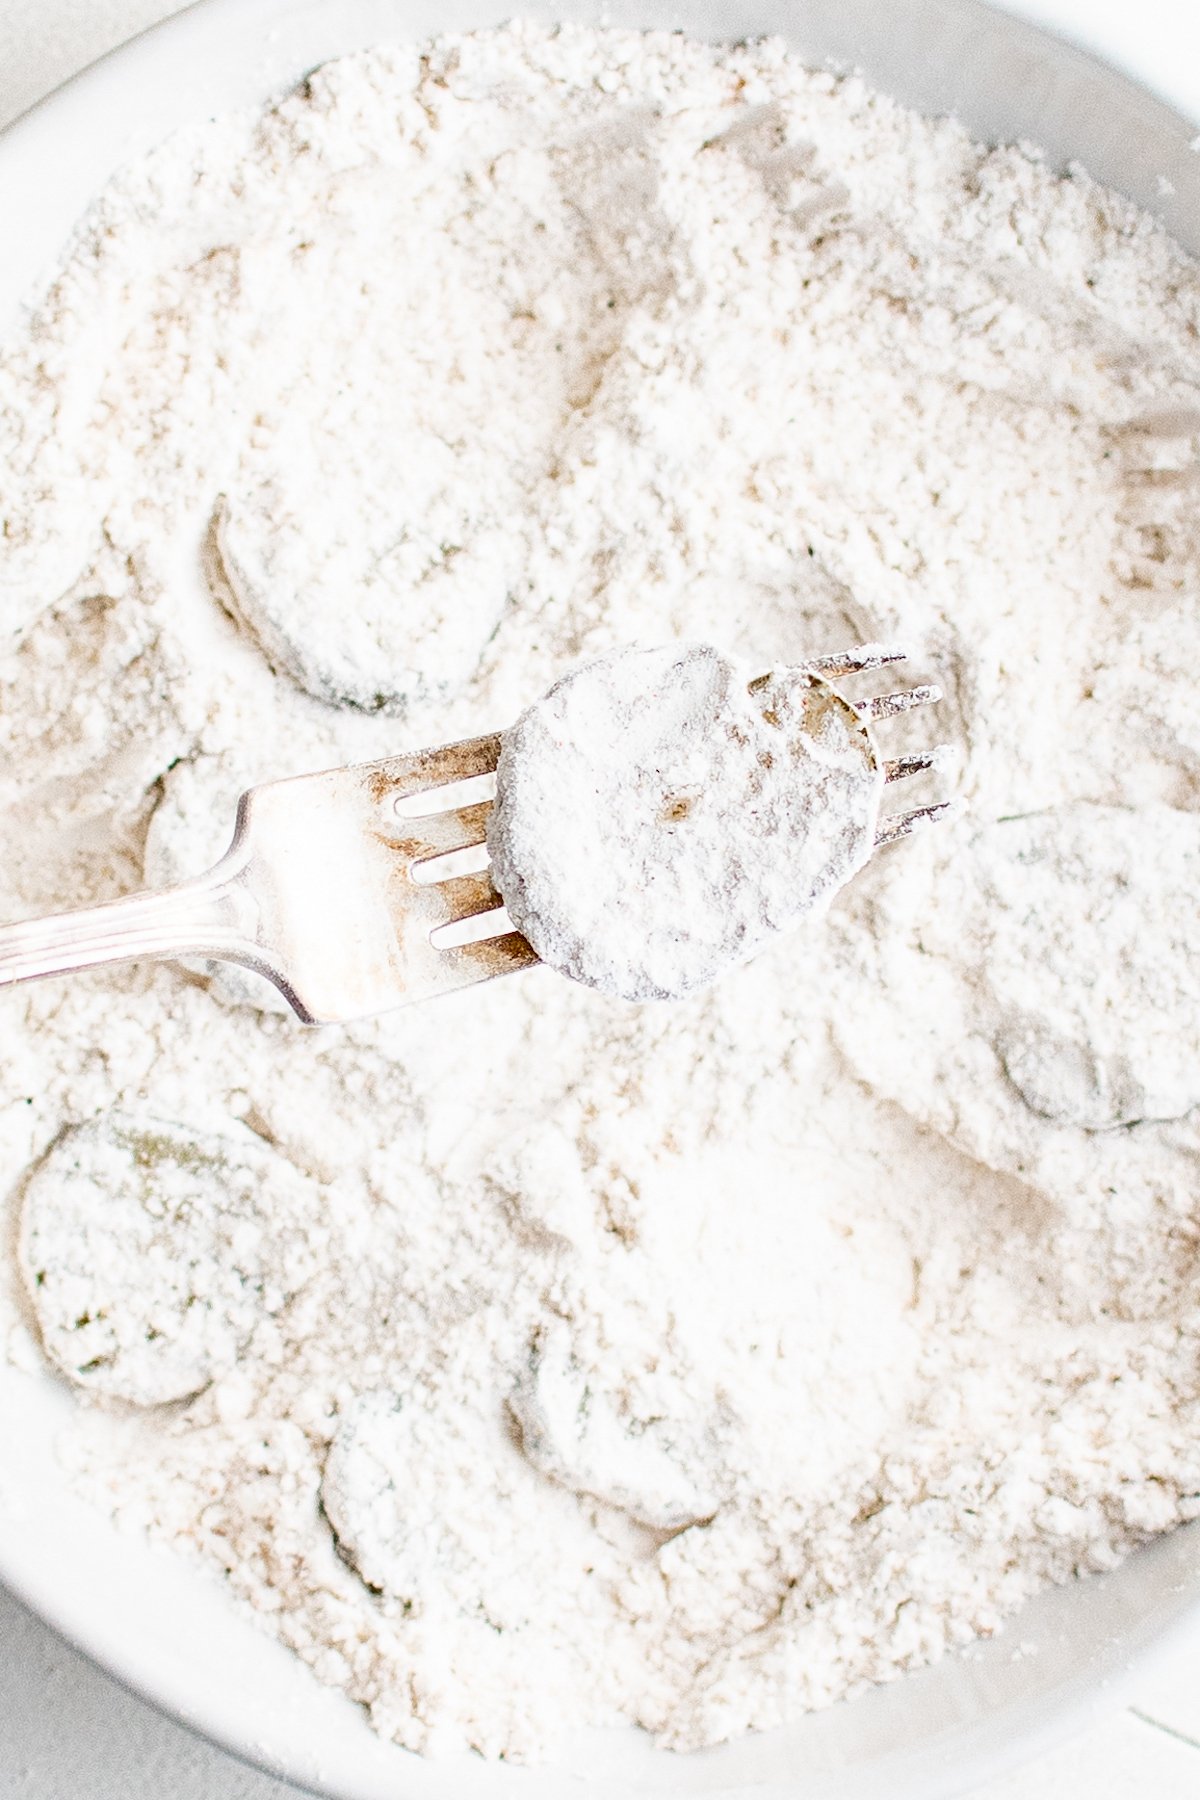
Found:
[2,1,1200,1795]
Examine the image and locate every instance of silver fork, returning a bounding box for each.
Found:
[0,648,951,1023]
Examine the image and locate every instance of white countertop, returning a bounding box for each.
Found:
[3,3,1200,1797]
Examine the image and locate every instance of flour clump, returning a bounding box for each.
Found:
[489,642,882,999]
[3,15,1200,1770]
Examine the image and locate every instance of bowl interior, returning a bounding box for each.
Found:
[3,2,1200,1796]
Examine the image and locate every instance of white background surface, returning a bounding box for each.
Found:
[3,1,1200,1796]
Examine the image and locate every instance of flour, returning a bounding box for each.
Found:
[3,17,1200,1766]
[488,642,883,998]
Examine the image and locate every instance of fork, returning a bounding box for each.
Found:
[0,648,950,1023]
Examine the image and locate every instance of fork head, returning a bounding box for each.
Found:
[800,644,955,846]
[235,647,951,1025]
[233,732,534,1024]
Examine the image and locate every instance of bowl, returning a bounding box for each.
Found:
[2,2,1200,1796]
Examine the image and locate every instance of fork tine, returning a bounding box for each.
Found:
[436,931,541,984]
[427,870,505,926]
[366,732,502,814]
[807,645,910,677]
[883,747,951,784]
[874,800,956,846]
[393,800,492,861]
[858,684,942,721]
[403,730,502,787]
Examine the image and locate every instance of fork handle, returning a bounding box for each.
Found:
[0,855,262,989]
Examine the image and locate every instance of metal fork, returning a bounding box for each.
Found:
[0,648,950,1023]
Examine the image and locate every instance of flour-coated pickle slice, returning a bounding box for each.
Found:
[508,1319,720,1531]
[488,643,883,1001]
[203,114,589,715]
[977,805,1200,1129]
[213,461,516,716]
[20,1114,320,1406]
[321,1390,444,1602]
[321,1386,548,1627]
[836,803,1200,1140]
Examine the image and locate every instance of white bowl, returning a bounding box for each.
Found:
[3,3,1200,1795]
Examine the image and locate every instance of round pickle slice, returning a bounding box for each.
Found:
[20,1113,319,1406]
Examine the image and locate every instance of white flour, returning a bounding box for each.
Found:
[2,18,1200,1764]
[488,642,884,998]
